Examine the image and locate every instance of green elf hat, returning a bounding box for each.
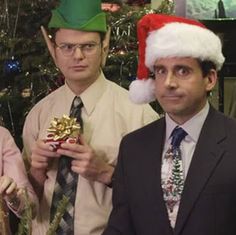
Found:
[48,0,107,32]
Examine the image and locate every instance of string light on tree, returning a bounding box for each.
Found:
[3,56,21,74]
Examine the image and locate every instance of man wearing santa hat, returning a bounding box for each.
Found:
[103,13,236,235]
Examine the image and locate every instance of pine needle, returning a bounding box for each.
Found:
[46,195,69,235]
[17,188,32,235]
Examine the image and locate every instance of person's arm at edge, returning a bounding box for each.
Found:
[2,127,39,218]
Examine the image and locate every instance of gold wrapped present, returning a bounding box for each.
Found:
[46,115,81,150]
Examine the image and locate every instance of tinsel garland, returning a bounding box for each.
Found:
[0,196,11,235]
[46,196,69,235]
[17,189,32,235]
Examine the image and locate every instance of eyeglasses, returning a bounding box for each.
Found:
[55,42,101,57]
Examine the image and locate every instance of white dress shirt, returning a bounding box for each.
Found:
[162,102,210,227]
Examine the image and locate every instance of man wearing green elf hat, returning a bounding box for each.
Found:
[22,0,158,234]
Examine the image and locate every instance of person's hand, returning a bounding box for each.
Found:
[29,139,61,198]
[0,175,17,196]
[57,136,114,185]
[0,176,22,210]
[31,139,61,171]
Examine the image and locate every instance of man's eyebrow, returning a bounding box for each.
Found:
[60,40,99,44]
[153,64,165,70]
[174,64,193,70]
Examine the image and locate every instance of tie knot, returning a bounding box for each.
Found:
[70,97,83,117]
[72,96,83,109]
[170,127,187,148]
[70,96,84,132]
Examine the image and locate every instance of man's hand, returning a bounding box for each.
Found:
[57,136,114,185]
[29,139,61,198]
[31,139,61,171]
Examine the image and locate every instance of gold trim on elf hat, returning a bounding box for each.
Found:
[48,0,107,32]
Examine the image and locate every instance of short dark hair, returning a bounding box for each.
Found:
[197,60,216,77]
[99,32,106,43]
[197,60,217,96]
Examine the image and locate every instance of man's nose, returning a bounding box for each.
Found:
[73,46,85,59]
[164,72,178,88]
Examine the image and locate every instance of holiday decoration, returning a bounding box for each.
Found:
[16,189,33,235]
[3,57,21,75]
[0,196,11,235]
[0,0,58,149]
[46,115,81,150]
[102,3,121,12]
[129,12,224,104]
[126,0,151,6]
[46,196,69,235]
[103,4,155,89]
[154,0,174,14]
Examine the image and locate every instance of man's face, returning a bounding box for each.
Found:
[154,57,217,124]
[53,29,103,87]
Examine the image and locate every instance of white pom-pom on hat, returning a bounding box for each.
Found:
[129,78,155,104]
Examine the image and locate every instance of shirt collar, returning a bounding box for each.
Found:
[63,83,76,115]
[165,102,210,143]
[64,71,107,116]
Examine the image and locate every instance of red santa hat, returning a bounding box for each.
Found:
[129,14,225,104]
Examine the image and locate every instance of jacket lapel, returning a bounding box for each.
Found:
[174,107,227,235]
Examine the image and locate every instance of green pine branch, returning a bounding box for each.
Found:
[46,195,69,235]
[17,188,32,235]
[0,195,10,235]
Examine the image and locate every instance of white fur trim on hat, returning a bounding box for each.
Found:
[146,22,225,71]
[129,79,156,104]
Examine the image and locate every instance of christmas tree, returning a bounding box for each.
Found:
[0,0,175,233]
[0,0,174,148]
[0,0,59,147]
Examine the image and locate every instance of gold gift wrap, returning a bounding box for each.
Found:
[47,115,81,144]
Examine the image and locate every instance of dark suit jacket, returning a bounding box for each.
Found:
[103,106,236,235]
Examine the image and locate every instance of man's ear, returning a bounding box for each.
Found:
[41,26,56,62]
[101,27,111,68]
[206,69,218,92]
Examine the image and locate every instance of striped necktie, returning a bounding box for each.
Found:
[50,96,83,234]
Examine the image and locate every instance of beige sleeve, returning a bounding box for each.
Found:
[22,106,41,168]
